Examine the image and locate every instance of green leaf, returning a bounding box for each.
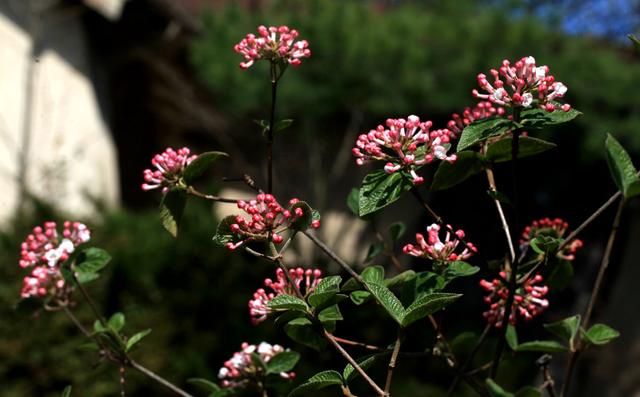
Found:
[431,151,485,190]
[266,351,300,374]
[343,353,388,384]
[308,276,344,310]
[384,270,416,289]
[315,276,342,293]
[486,379,514,397]
[515,340,568,353]
[187,378,220,392]
[93,320,107,334]
[443,261,480,280]
[358,170,413,216]
[318,304,343,323]
[347,188,360,216]
[544,315,581,349]
[125,329,152,352]
[487,189,512,205]
[74,248,112,276]
[485,136,556,163]
[515,387,542,397]
[284,317,326,351]
[583,323,620,346]
[457,117,519,151]
[362,266,385,283]
[605,134,640,199]
[401,293,461,327]
[364,281,405,325]
[530,236,561,256]
[267,295,309,312]
[212,215,240,246]
[350,290,372,305]
[274,119,294,133]
[159,189,187,237]
[545,260,574,289]
[108,312,125,333]
[365,243,385,262]
[506,324,518,350]
[389,222,406,242]
[289,201,315,231]
[61,386,72,397]
[520,105,581,128]
[629,34,640,52]
[183,151,228,184]
[210,389,236,397]
[288,370,344,397]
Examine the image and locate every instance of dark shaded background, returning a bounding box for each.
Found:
[1,0,639,396]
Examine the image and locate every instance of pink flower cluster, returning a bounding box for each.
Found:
[352,115,456,185]
[19,221,91,299]
[249,267,322,324]
[218,342,295,388]
[520,217,583,261]
[234,25,311,70]
[473,56,571,112]
[226,194,319,251]
[447,101,505,139]
[480,272,549,327]
[403,223,477,266]
[141,147,197,194]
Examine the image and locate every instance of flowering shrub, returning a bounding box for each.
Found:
[11,25,640,397]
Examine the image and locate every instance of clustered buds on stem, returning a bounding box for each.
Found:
[141,147,197,194]
[403,223,477,268]
[352,115,456,185]
[226,195,319,251]
[249,267,322,324]
[472,56,571,112]
[19,221,91,299]
[234,25,311,70]
[447,101,505,138]
[520,217,584,261]
[218,342,295,388]
[480,272,549,327]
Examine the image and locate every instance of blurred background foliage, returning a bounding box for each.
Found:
[1,0,639,396]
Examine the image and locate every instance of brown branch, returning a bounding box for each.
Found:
[266,62,278,194]
[302,230,362,281]
[325,330,387,396]
[384,329,403,394]
[130,360,195,397]
[186,186,244,203]
[485,167,516,261]
[561,198,625,397]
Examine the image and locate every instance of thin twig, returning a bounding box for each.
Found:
[446,324,492,395]
[485,167,516,261]
[384,329,403,394]
[130,360,196,397]
[558,169,640,251]
[266,62,278,194]
[325,330,387,396]
[72,273,108,327]
[490,121,523,378]
[62,305,93,338]
[561,198,625,397]
[537,355,558,397]
[334,336,383,351]
[186,186,243,203]
[302,230,362,281]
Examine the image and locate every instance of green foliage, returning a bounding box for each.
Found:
[212,215,240,246]
[519,105,582,129]
[266,351,300,374]
[358,170,414,216]
[288,201,316,231]
[61,386,72,397]
[125,329,152,352]
[288,370,343,396]
[267,295,309,313]
[582,324,620,346]
[605,134,640,198]
[342,353,388,384]
[159,190,187,237]
[485,136,557,163]
[514,340,568,353]
[183,151,228,185]
[432,151,485,190]
[544,315,581,349]
[457,118,519,151]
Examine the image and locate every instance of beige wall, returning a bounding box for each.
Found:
[0,5,119,225]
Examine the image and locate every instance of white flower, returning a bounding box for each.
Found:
[521,92,533,107]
